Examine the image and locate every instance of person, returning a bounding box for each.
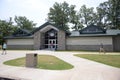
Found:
[2,42,7,55]
[99,43,105,54]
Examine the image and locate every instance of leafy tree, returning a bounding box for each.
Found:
[96,1,110,28]
[109,0,120,29]
[96,0,120,29]
[78,5,96,27]
[0,17,17,44]
[70,13,84,30]
[69,5,84,30]
[48,2,72,31]
[14,16,36,31]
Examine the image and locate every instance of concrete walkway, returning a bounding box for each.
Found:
[0,50,120,80]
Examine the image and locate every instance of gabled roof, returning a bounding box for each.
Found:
[4,28,32,39]
[12,28,31,37]
[80,25,106,34]
[31,22,70,35]
[31,22,59,34]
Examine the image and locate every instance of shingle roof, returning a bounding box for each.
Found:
[79,24,106,34]
[4,36,33,39]
[12,28,31,36]
[70,25,120,37]
[31,22,70,35]
[31,22,60,34]
[4,28,32,39]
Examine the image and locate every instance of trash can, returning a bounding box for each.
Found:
[26,53,38,68]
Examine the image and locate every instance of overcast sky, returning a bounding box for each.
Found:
[0,0,107,27]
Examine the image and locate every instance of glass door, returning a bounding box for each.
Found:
[48,39,57,50]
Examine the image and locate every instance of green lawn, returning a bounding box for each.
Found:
[4,55,73,70]
[4,57,25,67]
[74,54,120,68]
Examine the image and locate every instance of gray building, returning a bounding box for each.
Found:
[5,22,120,51]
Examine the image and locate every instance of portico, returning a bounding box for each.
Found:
[33,22,66,50]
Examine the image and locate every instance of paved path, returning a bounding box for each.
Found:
[0,50,120,80]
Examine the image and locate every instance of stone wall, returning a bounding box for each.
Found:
[33,31,41,50]
[57,30,66,50]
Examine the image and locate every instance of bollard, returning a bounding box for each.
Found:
[26,53,38,68]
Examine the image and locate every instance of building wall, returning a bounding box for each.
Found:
[7,38,34,50]
[113,35,120,52]
[33,31,41,50]
[66,36,113,51]
[57,30,66,50]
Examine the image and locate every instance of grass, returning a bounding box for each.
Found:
[4,55,73,70]
[56,50,120,53]
[4,57,25,67]
[74,54,120,68]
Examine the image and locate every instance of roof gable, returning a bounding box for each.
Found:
[12,28,30,37]
[80,25,106,34]
[31,22,60,34]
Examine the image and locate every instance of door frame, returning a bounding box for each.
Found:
[48,39,57,50]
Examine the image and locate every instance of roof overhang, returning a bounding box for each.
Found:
[40,25,59,33]
[4,36,33,39]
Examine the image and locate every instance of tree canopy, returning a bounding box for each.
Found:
[0,16,36,44]
[96,0,120,29]
[14,16,36,31]
[0,17,17,44]
[48,0,120,30]
[48,2,71,31]
[78,5,96,27]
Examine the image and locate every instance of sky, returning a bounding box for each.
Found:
[0,0,108,27]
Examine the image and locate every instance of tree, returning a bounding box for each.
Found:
[78,5,96,27]
[0,17,17,44]
[69,5,84,30]
[96,1,110,28]
[109,0,120,29]
[96,0,120,29]
[14,16,36,31]
[70,13,84,30]
[48,2,73,31]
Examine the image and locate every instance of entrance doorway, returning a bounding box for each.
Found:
[44,29,57,50]
[48,39,57,50]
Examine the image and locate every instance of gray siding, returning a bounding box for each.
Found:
[8,45,34,50]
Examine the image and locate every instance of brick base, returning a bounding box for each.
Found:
[66,45,113,51]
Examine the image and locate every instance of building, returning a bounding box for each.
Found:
[5,22,120,51]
